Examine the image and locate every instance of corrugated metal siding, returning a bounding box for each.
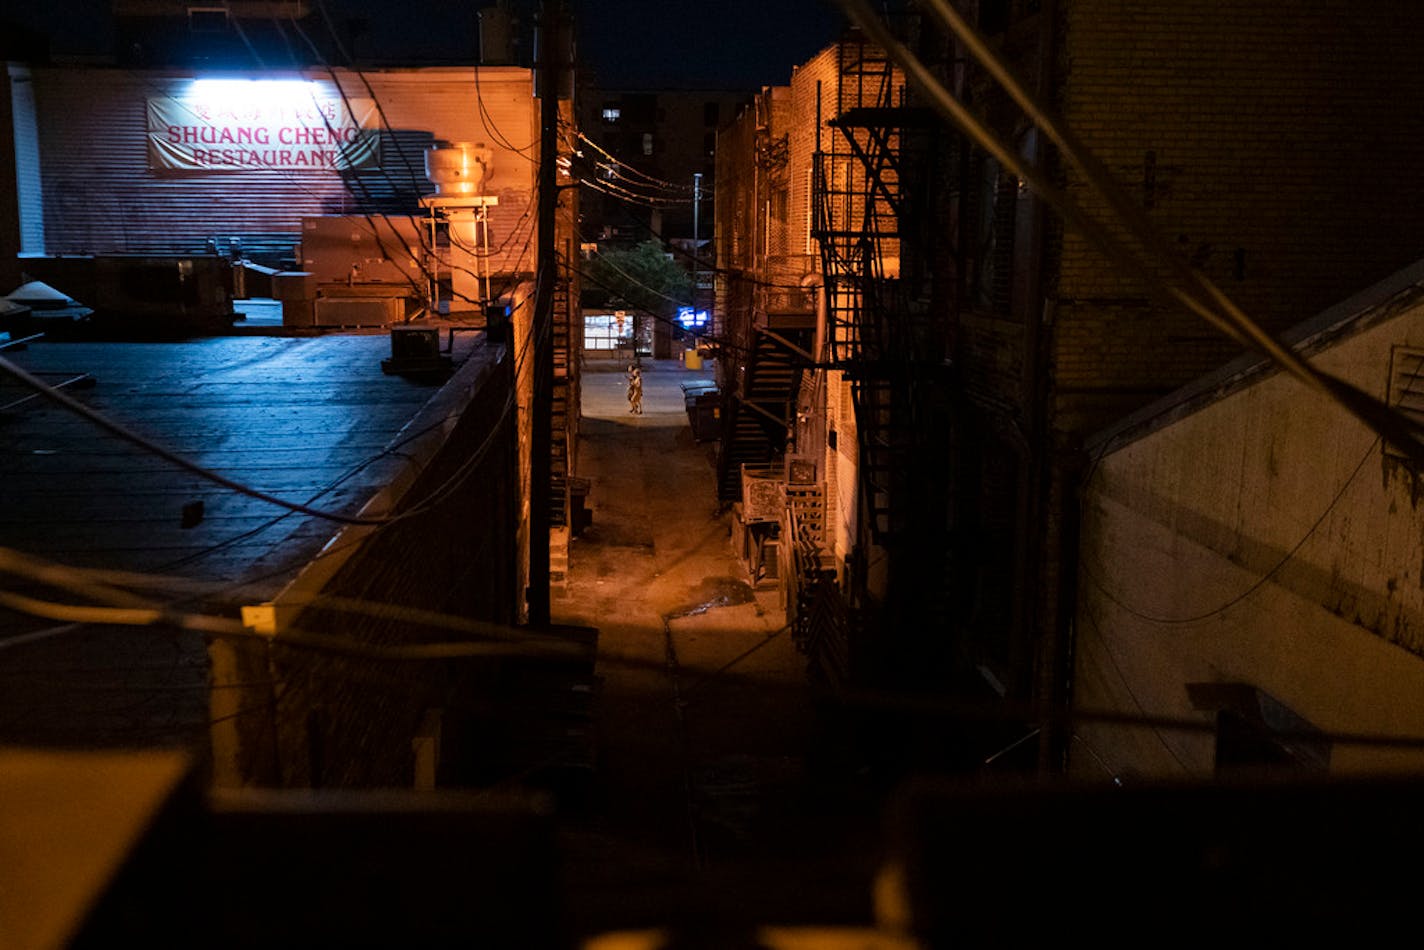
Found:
[8,65,45,253]
[31,66,537,276]
[346,70,539,283]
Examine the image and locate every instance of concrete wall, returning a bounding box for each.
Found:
[1074,279,1424,778]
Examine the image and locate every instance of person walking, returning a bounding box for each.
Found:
[626,364,643,415]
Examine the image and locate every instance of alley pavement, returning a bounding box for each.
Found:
[554,358,881,937]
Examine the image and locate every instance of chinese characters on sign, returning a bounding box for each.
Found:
[147,92,380,171]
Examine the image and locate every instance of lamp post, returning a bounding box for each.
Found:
[691,172,702,329]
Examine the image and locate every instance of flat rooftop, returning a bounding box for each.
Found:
[0,330,493,746]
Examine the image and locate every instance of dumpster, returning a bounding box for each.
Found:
[569,477,592,535]
[680,381,721,442]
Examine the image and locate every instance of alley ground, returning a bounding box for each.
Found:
[554,358,881,937]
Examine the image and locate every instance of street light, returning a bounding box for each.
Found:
[691,172,702,328]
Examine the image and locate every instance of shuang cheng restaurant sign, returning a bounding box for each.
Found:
[147,80,380,172]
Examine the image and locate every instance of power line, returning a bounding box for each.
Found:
[1082,435,1381,626]
[0,319,526,534]
[835,0,1424,462]
[572,129,698,194]
[11,539,1424,754]
[0,354,393,526]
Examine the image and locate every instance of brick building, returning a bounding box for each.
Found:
[715,3,1424,775]
[576,86,746,355]
[579,88,744,248]
[2,6,587,786]
[942,0,1424,769]
[715,34,984,768]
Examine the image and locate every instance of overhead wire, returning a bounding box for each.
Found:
[223,10,456,304]
[0,545,575,649]
[472,46,539,159]
[1050,605,1195,774]
[815,3,1424,765]
[281,11,503,305]
[228,5,542,309]
[577,174,695,209]
[576,226,692,309]
[0,295,534,561]
[0,354,393,526]
[49,6,528,313]
[9,538,1424,757]
[835,0,1424,462]
[600,196,813,293]
[567,257,753,359]
[572,128,698,193]
[1082,433,1382,627]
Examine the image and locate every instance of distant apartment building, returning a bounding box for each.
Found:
[576,86,747,357]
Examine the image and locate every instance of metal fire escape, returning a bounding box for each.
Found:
[813,35,931,544]
[715,114,813,504]
[715,327,812,502]
[550,271,574,527]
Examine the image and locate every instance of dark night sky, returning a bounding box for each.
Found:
[4,1,848,91]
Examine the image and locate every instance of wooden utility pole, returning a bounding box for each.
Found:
[529,1,563,627]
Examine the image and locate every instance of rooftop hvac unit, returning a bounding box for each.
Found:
[381,326,451,377]
[424,143,494,196]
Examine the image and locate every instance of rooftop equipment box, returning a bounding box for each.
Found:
[300,216,426,291]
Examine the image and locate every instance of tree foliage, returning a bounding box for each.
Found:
[585,241,691,317]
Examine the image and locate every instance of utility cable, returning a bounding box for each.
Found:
[573,129,697,193]
[10,540,1424,754]
[0,354,394,526]
[835,0,1424,461]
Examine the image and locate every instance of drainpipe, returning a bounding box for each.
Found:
[1025,0,1070,774]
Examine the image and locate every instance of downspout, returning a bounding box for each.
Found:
[1024,0,1071,774]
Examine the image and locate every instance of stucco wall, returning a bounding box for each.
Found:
[1074,286,1424,777]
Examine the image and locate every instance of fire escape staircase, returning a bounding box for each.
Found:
[715,324,813,503]
[549,275,572,527]
[813,38,937,544]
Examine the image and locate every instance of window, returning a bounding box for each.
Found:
[601,107,621,122]
[583,312,631,351]
[642,133,654,156]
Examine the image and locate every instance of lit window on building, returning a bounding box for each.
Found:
[584,313,630,350]
[602,107,621,122]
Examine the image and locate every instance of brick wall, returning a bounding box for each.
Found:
[1054,0,1424,427]
[941,1,1424,720]
[230,349,523,789]
[789,46,842,265]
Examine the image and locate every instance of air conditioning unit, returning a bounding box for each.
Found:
[381,326,451,377]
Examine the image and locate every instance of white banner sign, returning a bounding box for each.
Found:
[147,91,380,171]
